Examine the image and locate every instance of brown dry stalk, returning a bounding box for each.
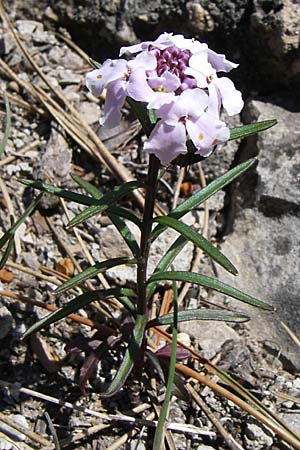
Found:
[0,139,41,167]
[176,363,300,450]
[0,411,52,447]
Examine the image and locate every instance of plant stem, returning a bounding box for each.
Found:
[137,154,160,316]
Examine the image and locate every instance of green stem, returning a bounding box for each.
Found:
[101,154,160,397]
[137,154,160,316]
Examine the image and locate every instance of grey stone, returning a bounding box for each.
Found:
[243,98,300,215]
[0,306,13,339]
[33,125,72,210]
[16,20,43,36]
[221,208,300,369]
[180,320,240,359]
[244,421,273,449]
[78,101,101,126]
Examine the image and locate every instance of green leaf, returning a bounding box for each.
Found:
[71,174,102,199]
[72,174,140,255]
[0,93,11,158]
[0,237,14,269]
[147,235,187,300]
[20,179,99,205]
[126,97,154,137]
[89,58,102,69]
[147,271,273,310]
[66,180,143,228]
[229,120,277,141]
[101,314,147,397]
[0,193,43,268]
[147,308,249,327]
[22,288,137,339]
[148,109,157,124]
[154,216,238,275]
[20,179,143,207]
[55,257,137,295]
[151,158,256,241]
[107,213,140,257]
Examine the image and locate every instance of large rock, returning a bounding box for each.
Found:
[219,96,300,369]
[6,0,300,91]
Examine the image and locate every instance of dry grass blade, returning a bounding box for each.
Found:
[187,383,245,450]
[105,413,155,450]
[60,423,111,447]
[280,320,300,348]
[0,411,53,447]
[0,380,214,436]
[0,139,40,167]
[0,89,44,114]
[176,363,300,450]
[152,326,300,448]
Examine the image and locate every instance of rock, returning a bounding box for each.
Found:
[78,101,101,126]
[218,95,300,369]
[0,306,13,339]
[244,420,273,449]
[243,97,300,215]
[279,411,300,436]
[249,0,300,90]
[180,320,240,359]
[33,124,72,210]
[16,20,43,36]
[221,208,300,369]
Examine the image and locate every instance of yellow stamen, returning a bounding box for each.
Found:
[198,133,204,140]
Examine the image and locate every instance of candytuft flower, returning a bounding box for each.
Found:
[86,32,243,164]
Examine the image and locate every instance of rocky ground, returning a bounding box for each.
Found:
[1,2,300,450]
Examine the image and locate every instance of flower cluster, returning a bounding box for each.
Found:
[86,33,243,164]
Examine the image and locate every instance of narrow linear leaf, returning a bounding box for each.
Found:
[229,119,277,141]
[71,174,102,199]
[154,216,238,275]
[20,179,100,205]
[108,213,140,257]
[71,174,140,255]
[0,194,43,269]
[55,257,136,295]
[89,58,102,69]
[0,193,43,249]
[153,279,178,449]
[147,235,187,300]
[148,108,157,124]
[0,237,14,269]
[0,93,11,158]
[147,308,249,328]
[22,288,136,339]
[148,271,273,310]
[100,314,146,397]
[151,158,256,241]
[126,97,154,137]
[20,179,143,207]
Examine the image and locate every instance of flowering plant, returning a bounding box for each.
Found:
[86,32,243,164]
[8,32,282,448]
